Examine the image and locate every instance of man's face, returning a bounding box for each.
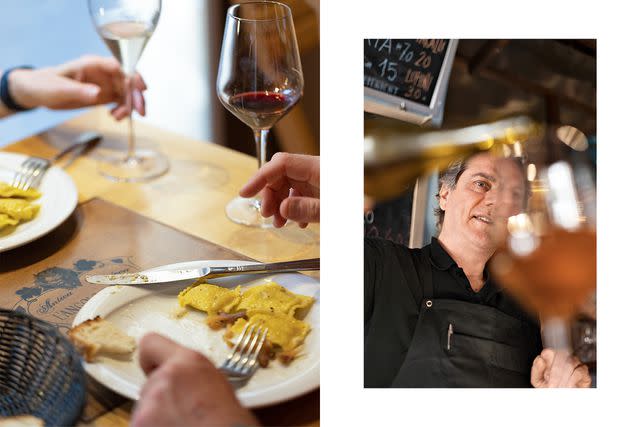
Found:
[439,153,525,251]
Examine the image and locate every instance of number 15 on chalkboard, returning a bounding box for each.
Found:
[377,58,398,82]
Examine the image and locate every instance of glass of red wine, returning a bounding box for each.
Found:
[217,1,304,227]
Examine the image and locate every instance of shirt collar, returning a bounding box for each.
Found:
[425,236,503,294]
[426,237,456,271]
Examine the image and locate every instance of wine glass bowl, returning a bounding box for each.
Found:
[491,152,597,350]
[217,1,303,227]
[223,90,301,132]
[217,1,303,129]
[88,0,168,182]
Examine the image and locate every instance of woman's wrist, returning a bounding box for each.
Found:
[6,68,37,110]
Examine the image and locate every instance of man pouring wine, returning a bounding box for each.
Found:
[364,152,591,387]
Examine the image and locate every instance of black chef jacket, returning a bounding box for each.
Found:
[364,237,543,387]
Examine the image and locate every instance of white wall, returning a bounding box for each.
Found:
[136,0,211,142]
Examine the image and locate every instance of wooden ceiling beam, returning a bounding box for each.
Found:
[554,39,597,58]
[454,56,596,115]
[467,39,510,75]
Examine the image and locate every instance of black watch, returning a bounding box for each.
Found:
[0,66,35,112]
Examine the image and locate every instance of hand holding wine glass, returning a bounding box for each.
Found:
[531,348,591,388]
[1,56,145,120]
[88,0,168,182]
[239,152,320,228]
[217,1,304,228]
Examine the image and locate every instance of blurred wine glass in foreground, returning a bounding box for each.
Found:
[491,133,596,352]
[217,1,304,228]
[88,0,168,182]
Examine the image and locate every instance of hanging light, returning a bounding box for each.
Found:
[556,125,588,151]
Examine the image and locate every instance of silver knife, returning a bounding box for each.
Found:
[54,132,102,169]
[85,258,320,285]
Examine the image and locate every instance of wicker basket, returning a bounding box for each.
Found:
[0,308,86,426]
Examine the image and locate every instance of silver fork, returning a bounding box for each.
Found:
[10,132,101,190]
[11,156,49,191]
[219,323,268,382]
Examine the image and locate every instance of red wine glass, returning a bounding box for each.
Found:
[217,1,303,228]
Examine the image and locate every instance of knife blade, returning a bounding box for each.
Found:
[85,258,320,285]
[53,131,102,168]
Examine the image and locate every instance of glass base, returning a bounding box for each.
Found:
[97,148,169,183]
[226,196,275,228]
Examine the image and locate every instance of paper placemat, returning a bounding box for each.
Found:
[0,197,251,422]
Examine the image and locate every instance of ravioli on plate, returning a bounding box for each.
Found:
[178,280,242,314]
[236,282,314,317]
[0,181,41,232]
[177,280,315,365]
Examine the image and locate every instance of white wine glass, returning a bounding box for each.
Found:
[88,0,169,182]
[491,151,597,352]
[217,1,304,228]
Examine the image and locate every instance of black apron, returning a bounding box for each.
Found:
[391,266,540,387]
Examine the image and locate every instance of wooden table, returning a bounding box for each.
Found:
[0,107,320,426]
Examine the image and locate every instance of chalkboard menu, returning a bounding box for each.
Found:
[364,39,458,127]
[363,173,434,248]
[364,186,414,247]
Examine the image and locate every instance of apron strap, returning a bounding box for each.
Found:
[417,246,434,301]
[407,246,433,308]
[394,245,430,309]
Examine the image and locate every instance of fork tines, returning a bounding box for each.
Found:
[221,323,268,378]
[11,157,49,190]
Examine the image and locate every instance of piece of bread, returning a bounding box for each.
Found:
[68,316,136,362]
[0,415,45,427]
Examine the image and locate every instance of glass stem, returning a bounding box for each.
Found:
[254,129,269,170]
[542,316,571,350]
[250,129,269,211]
[126,73,136,162]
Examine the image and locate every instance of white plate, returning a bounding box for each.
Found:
[0,152,78,253]
[73,260,320,408]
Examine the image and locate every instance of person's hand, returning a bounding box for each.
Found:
[131,333,258,427]
[239,153,319,228]
[8,55,146,120]
[531,348,591,388]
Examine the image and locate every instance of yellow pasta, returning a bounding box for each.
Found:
[230,311,310,352]
[178,281,242,314]
[0,198,40,221]
[0,213,19,230]
[237,282,314,318]
[0,181,41,235]
[0,182,41,199]
[177,280,315,364]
